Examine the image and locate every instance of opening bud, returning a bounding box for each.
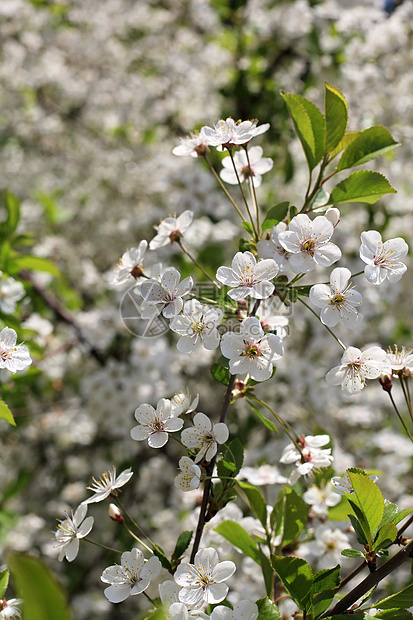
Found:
[108,503,124,524]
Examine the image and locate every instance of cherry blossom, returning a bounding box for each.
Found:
[174,456,202,492]
[81,467,133,505]
[0,274,25,314]
[0,327,32,373]
[331,471,378,495]
[109,241,148,289]
[303,483,341,518]
[386,345,413,376]
[169,300,223,354]
[174,547,236,605]
[181,412,229,463]
[305,525,350,569]
[140,268,193,319]
[359,230,408,285]
[171,388,199,416]
[220,146,273,187]
[0,598,23,620]
[172,129,211,158]
[309,267,363,329]
[101,548,162,603]
[202,118,269,151]
[159,580,209,620]
[149,211,194,250]
[216,251,278,300]
[278,214,341,273]
[131,398,183,448]
[326,346,391,394]
[256,222,291,274]
[211,601,258,620]
[220,316,283,381]
[280,435,334,484]
[54,504,94,562]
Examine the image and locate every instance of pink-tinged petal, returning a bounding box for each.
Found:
[77,516,94,538]
[65,538,80,562]
[314,242,341,267]
[163,298,183,318]
[204,583,229,604]
[203,330,220,351]
[131,425,151,441]
[177,276,194,297]
[309,284,331,307]
[104,584,131,603]
[134,403,156,423]
[194,412,212,432]
[364,264,386,285]
[288,252,315,274]
[177,335,200,354]
[148,431,169,448]
[329,267,351,292]
[320,306,341,327]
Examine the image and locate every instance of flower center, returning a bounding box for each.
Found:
[130,264,144,279]
[169,229,182,244]
[242,340,262,359]
[330,293,345,306]
[300,238,316,256]
[241,165,254,179]
[191,321,205,335]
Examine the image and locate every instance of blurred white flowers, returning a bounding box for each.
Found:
[131,398,183,448]
[174,547,236,605]
[216,251,278,300]
[0,273,24,314]
[0,327,32,373]
[54,504,94,562]
[359,230,408,285]
[101,548,161,603]
[309,267,363,329]
[326,346,391,394]
[211,601,258,620]
[82,467,133,505]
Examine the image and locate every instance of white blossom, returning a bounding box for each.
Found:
[101,548,162,603]
[303,483,341,518]
[82,467,133,505]
[174,457,202,492]
[0,327,32,373]
[306,525,350,569]
[109,241,148,289]
[149,211,194,250]
[172,129,210,158]
[171,388,199,416]
[220,146,273,187]
[326,346,391,394]
[140,268,193,319]
[359,230,408,285]
[202,118,269,151]
[159,581,209,620]
[0,599,23,620]
[0,274,25,314]
[220,316,283,382]
[331,471,378,495]
[278,214,341,273]
[216,251,278,300]
[131,398,183,448]
[181,412,229,463]
[174,547,236,605]
[169,300,223,354]
[280,435,334,484]
[211,601,258,620]
[309,267,363,329]
[54,504,94,562]
[385,345,413,376]
[256,222,291,274]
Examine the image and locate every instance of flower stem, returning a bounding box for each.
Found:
[228,150,259,240]
[142,591,158,607]
[203,154,246,223]
[190,373,237,562]
[244,146,260,234]
[178,240,221,288]
[386,390,413,443]
[115,498,157,550]
[122,524,153,553]
[400,375,413,427]
[298,297,346,350]
[83,537,122,554]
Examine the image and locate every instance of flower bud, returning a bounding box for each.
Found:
[325,207,340,227]
[379,374,392,393]
[108,503,124,524]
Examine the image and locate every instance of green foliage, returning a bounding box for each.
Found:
[374,610,413,619]
[329,171,396,205]
[152,544,173,571]
[173,530,193,561]
[341,548,364,558]
[0,401,15,426]
[261,202,289,232]
[215,520,261,563]
[241,221,255,236]
[0,569,9,598]
[336,126,399,172]
[375,583,413,610]
[256,597,281,620]
[329,131,360,160]
[324,83,348,153]
[311,565,341,617]
[217,437,244,479]
[273,556,313,610]
[372,523,397,552]
[8,552,72,620]
[237,481,267,527]
[8,255,60,277]
[211,362,231,386]
[282,93,324,171]
[270,486,308,548]
[245,399,278,432]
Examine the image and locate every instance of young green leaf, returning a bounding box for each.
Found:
[336,126,399,172]
[218,438,244,479]
[258,548,274,598]
[273,556,313,610]
[242,221,255,236]
[256,597,281,620]
[261,202,289,232]
[282,93,323,171]
[329,131,360,160]
[5,192,21,237]
[330,170,396,205]
[375,583,413,609]
[311,565,341,618]
[237,481,268,528]
[325,83,348,153]
[215,521,261,563]
[10,255,60,277]
[173,530,193,560]
[374,610,413,619]
[211,362,230,386]
[271,487,308,547]
[341,548,364,558]
[0,569,9,599]
[372,523,397,552]
[346,471,384,536]
[245,399,278,433]
[0,401,16,426]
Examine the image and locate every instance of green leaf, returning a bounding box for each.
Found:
[237,481,268,527]
[0,569,9,598]
[325,83,348,152]
[372,523,397,551]
[246,399,278,433]
[375,583,413,609]
[11,255,60,277]
[341,548,364,558]
[173,530,193,560]
[374,610,413,619]
[324,615,375,620]
[311,187,330,211]
[347,513,368,546]
[346,471,384,538]
[261,202,289,232]
[330,171,397,205]
[256,597,281,620]
[5,192,21,237]
[328,497,351,521]
[282,94,324,171]
[258,548,274,598]
[271,487,308,547]
[211,362,230,386]
[336,126,399,172]
[217,437,244,479]
[329,131,360,160]
[215,521,260,563]
[0,401,15,426]
[312,565,341,618]
[273,556,313,610]
[242,221,255,236]
[8,552,72,620]
[390,507,413,527]
[152,545,173,570]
